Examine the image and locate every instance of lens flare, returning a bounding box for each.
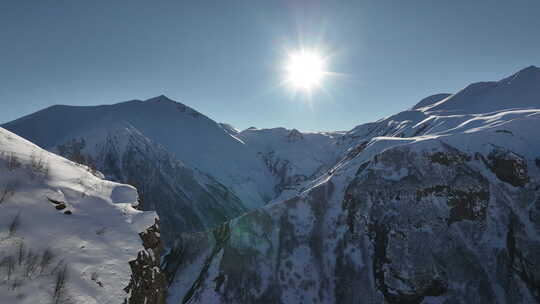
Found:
[285,49,327,91]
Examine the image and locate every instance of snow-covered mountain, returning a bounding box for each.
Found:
[236,127,342,197]
[0,127,164,304]
[2,96,268,242]
[163,66,540,303]
[4,95,275,208]
[3,65,540,303]
[2,96,342,242]
[426,65,540,114]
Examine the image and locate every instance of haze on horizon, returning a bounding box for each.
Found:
[1,0,539,131]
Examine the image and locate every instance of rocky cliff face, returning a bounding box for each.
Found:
[342,142,539,303]
[166,123,540,303]
[164,66,540,303]
[124,219,167,304]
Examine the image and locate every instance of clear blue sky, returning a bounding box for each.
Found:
[1,0,539,131]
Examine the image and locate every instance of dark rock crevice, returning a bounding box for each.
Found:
[182,223,231,304]
[506,217,540,302]
[369,221,447,304]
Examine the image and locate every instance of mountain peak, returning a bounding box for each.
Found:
[287,128,304,142]
[141,95,207,118]
[423,65,540,114]
[509,65,540,82]
[521,65,539,72]
[145,95,176,103]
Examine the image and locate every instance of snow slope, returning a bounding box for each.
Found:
[341,66,540,150]
[425,65,540,114]
[0,127,159,304]
[236,127,342,196]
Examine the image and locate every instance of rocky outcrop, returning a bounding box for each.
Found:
[487,148,529,187]
[260,150,308,193]
[167,136,540,303]
[124,219,167,304]
[286,129,304,142]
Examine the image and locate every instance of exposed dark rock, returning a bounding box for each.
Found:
[47,198,64,205]
[286,129,304,142]
[447,188,489,225]
[124,218,167,304]
[48,197,70,212]
[369,221,447,304]
[428,150,471,166]
[488,149,529,187]
[355,161,370,176]
[182,223,231,304]
[496,129,514,135]
[416,185,489,225]
[342,144,502,303]
[162,240,186,286]
[506,216,540,302]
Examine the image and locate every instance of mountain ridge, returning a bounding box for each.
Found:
[159,66,540,303]
[3,65,540,303]
[425,65,540,114]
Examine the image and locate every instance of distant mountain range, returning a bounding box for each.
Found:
[2,65,540,303]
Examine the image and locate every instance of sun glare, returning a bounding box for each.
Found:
[285,49,327,91]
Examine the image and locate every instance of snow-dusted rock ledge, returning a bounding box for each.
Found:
[0,127,165,304]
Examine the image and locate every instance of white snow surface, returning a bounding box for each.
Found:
[425,65,540,114]
[237,127,342,181]
[0,127,156,304]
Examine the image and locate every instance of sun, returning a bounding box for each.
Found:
[285,49,327,91]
